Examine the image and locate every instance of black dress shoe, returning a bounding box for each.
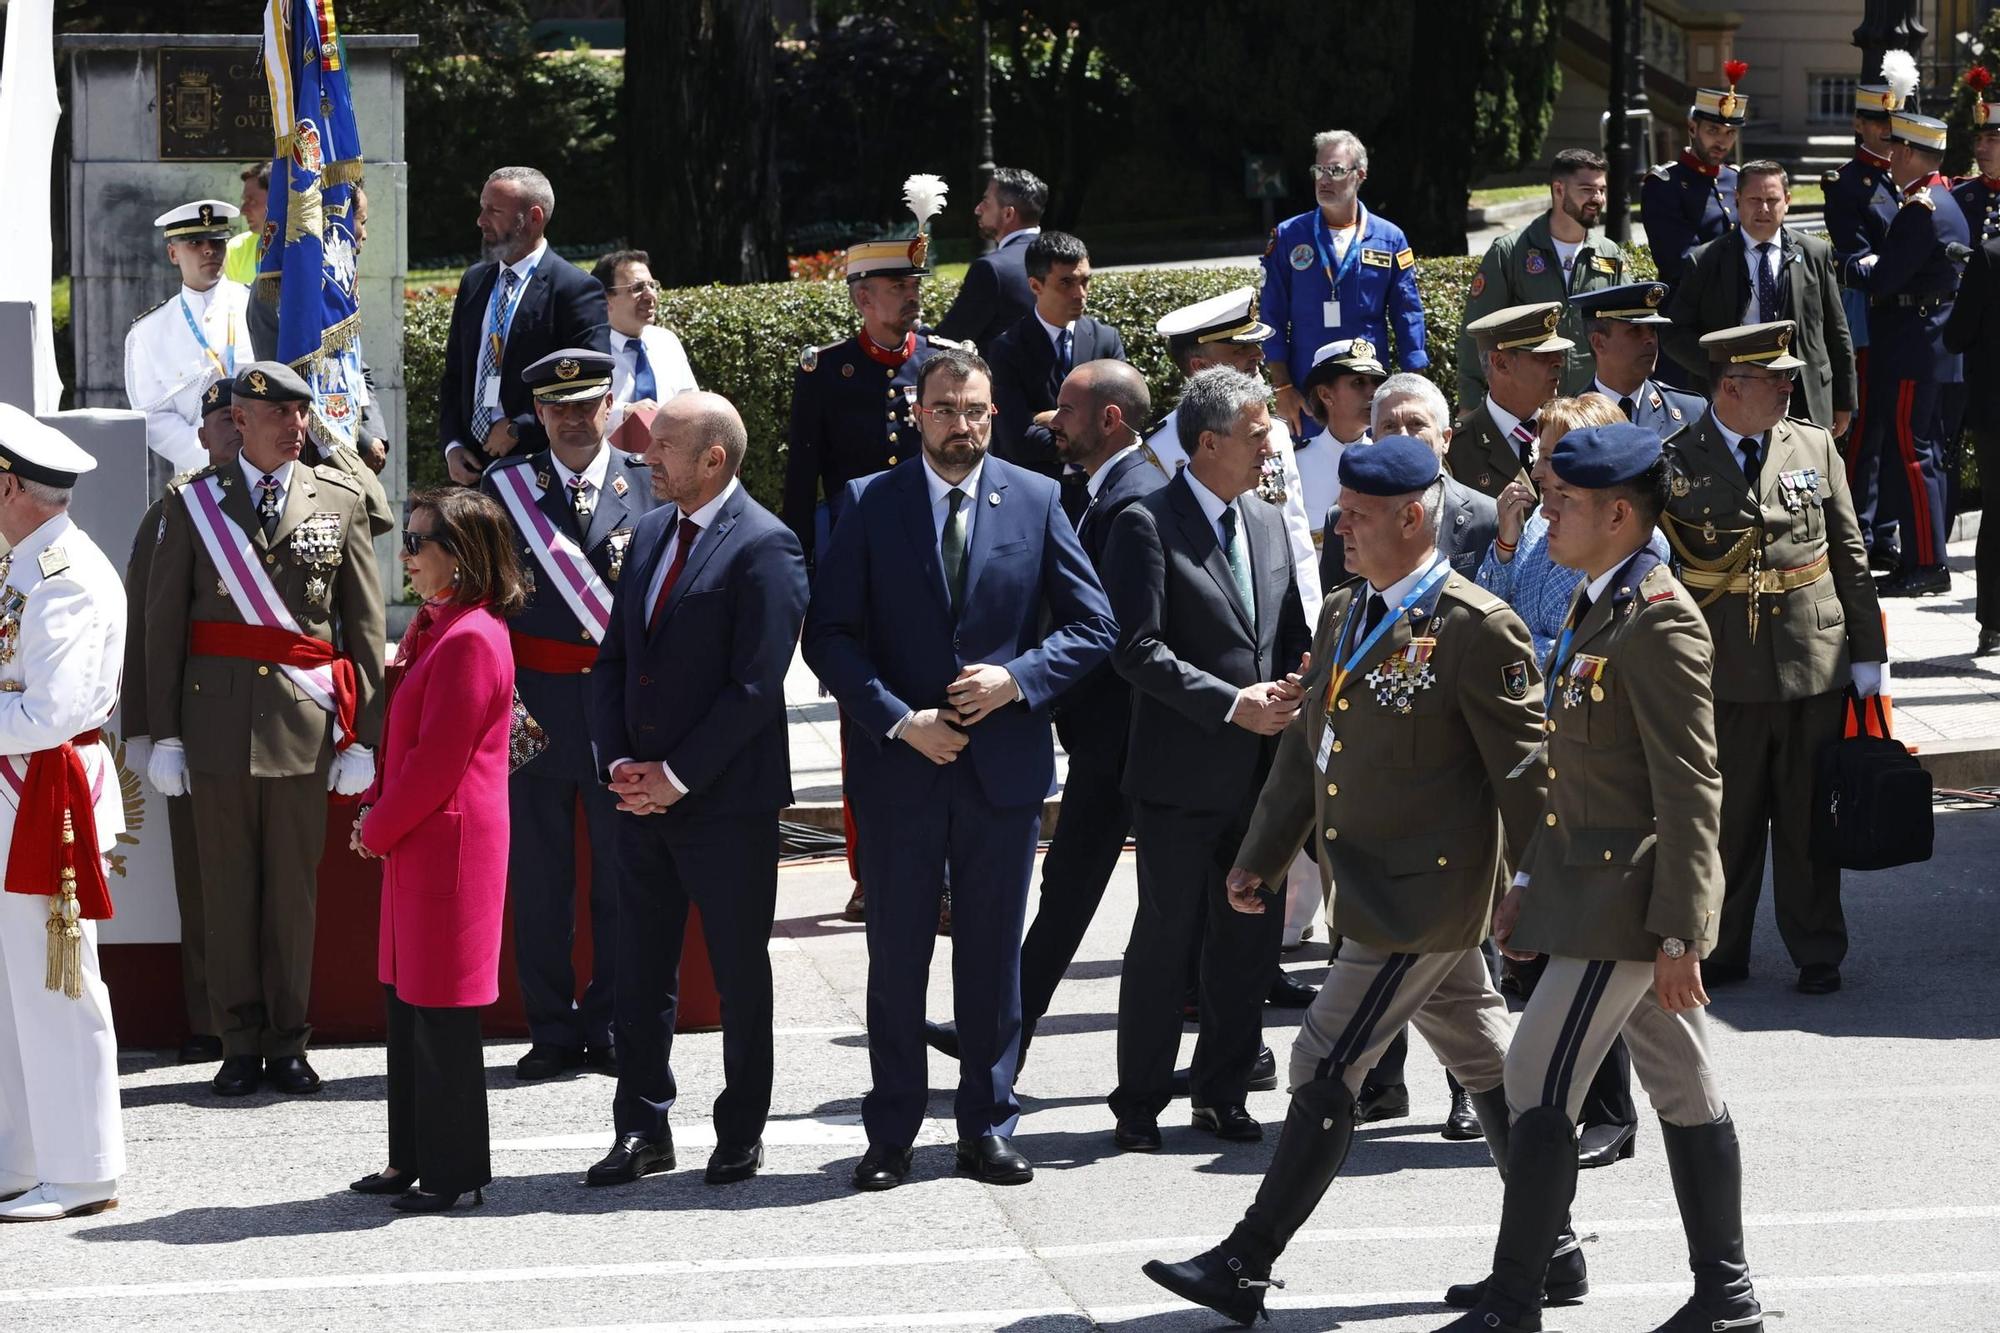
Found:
[1868,549,1901,574]
[586,1132,674,1186]
[1979,627,2000,657]
[1441,1086,1482,1140]
[349,1169,414,1196]
[1703,960,1749,985]
[1797,962,1842,994]
[266,1055,322,1095]
[1354,1081,1409,1123]
[212,1055,262,1097]
[1879,565,1951,597]
[177,1035,222,1065]
[515,1043,584,1081]
[955,1134,1033,1184]
[392,1187,483,1213]
[1171,1044,1278,1097]
[1143,1247,1281,1328]
[841,883,866,922]
[852,1144,913,1191]
[580,1045,617,1074]
[923,1020,960,1059]
[1265,970,1317,1007]
[1577,1120,1638,1168]
[1114,1119,1163,1152]
[704,1140,764,1185]
[1190,1103,1262,1142]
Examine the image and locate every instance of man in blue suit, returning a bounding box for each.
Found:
[935,168,1046,348]
[985,230,1128,478]
[583,391,810,1189]
[803,346,1115,1190]
[1573,283,1707,438]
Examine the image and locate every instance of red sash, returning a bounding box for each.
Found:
[190,620,359,750]
[2,729,113,919]
[509,630,600,675]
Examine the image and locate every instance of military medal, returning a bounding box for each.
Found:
[0,587,24,666]
[1563,654,1608,709]
[1364,636,1438,714]
[606,527,634,582]
[305,575,329,604]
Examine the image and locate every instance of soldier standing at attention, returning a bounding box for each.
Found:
[124,200,252,475]
[1448,303,1571,502]
[1661,323,1886,994]
[143,362,386,1098]
[1641,62,1748,291]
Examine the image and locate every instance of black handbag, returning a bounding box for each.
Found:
[1812,689,1933,871]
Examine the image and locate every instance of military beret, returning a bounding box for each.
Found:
[1550,422,1662,489]
[232,360,313,403]
[201,377,234,417]
[1570,282,1672,325]
[523,347,614,403]
[1698,320,1805,372]
[1337,434,1441,496]
[1464,301,1574,354]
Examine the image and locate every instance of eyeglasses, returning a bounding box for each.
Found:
[1309,164,1360,181]
[919,405,994,425]
[402,530,453,556]
[610,280,660,296]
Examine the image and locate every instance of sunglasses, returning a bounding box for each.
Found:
[402,530,452,556]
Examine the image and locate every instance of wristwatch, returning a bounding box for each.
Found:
[1660,936,1688,959]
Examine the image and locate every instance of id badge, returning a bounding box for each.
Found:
[1315,721,1336,773]
[482,378,502,409]
[1322,300,1341,328]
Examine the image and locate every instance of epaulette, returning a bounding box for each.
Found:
[310,462,364,493]
[1822,169,1841,187]
[621,451,650,468]
[485,452,536,475]
[928,334,974,352]
[37,546,70,579]
[1648,163,1674,182]
[1903,191,1936,211]
[799,339,843,373]
[129,294,173,327]
[166,466,209,491]
[1440,572,1509,617]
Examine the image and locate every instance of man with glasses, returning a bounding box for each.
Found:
[482,348,658,1084]
[591,249,698,437]
[1260,130,1428,440]
[1459,150,1628,406]
[803,346,1113,1191]
[125,199,254,474]
[1661,322,1886,995]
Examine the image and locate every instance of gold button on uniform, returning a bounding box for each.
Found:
[1547,767,1557,780]
[1544,718,1556,734]
[257,665,270,676]
[1436,856,1448,867]
[887,456,898,465]
[1336,698,1350,711]
[265,554,277,566]
[1332,740,1343,752]
[1545,812,1558,826]
[1324,828,1338,841]
[1603,850,1613,861]
[1325,783,1338,796]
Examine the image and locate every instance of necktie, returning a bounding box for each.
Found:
[1573,590,1594,626]
[1057,327,1074,374]
[1618,396,1637,422]
[257,473,281,534]
[1361,592,1388,639]
[629,336,658,401]
[1739,434,1762,488]
[1220,503,1254,616]
[647,516,700,631]
[472,267,521,444]
[1755,242,1779,323]
[567,475,595,523]
[1511,417,1539,473]
[941,488,969,613]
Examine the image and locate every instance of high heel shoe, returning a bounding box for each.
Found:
[349,1170,413,1196]
[390,1186,484,1213]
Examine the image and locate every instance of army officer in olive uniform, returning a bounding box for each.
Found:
[1143,437,1554,1328]
[1447,421,1763,1333]
[1448,303,1572,502]
[144,361,386,1098]
[1661,323,1886,994]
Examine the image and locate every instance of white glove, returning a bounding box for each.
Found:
[147,738,190,797]
[328,745,375,796]
[1851,661,1888,698]
[123,735,153,776]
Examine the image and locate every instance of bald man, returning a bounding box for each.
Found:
[585,390,810,1188]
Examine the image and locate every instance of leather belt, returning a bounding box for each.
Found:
[1678,551,1830,595]
[1869,293,1951,312]
[509,629,599,674]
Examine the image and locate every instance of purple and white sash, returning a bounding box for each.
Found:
[491,464,614,643]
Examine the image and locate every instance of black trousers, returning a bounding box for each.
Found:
[507,772,622,1052]
[384,985,490,1195]
[1973,427,2000,631]
[1018,741,1132,1048]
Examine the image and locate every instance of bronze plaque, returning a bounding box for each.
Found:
[158,48,273,161]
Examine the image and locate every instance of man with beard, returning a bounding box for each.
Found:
[1458,151,1628,406]
[1642,64,1748,291]
[935,167,1045,348]
[440,166,611,486]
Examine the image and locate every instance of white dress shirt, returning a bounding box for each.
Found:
[1085,440,1143,502]
[1740,233,1783,324]
[238,454,295,517]
[445,242,547,465]
[123,277,252,474]
[1035,310,1075,360]
[922,454,987,550]
[609,325,699,430]
[548,442,611,510]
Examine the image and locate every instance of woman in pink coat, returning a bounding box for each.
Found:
[347,488,523,1213]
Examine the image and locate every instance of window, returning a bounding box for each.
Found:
[1809,73,1859,124]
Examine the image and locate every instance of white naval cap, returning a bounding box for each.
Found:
[154,198,239,240]
[0,403,99,488]
[1154,286,1274,346]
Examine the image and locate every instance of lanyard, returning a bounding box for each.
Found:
[1314,205,1367,297]
[486,263,534,360]
[179,294,236,377]
[1326,556,1450,706]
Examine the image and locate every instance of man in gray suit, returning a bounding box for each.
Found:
[1103,367,1312,1151]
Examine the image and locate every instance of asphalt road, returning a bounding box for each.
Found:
[5,802,1996,1332]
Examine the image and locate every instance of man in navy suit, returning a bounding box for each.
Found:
[803,346,1115,1190]
[482,348,657,1082]
[583,391,809,1189]
[935,168,1046,348]
[985,231,1128,478]
[441,166,611,486]
[1574,283,1709,438]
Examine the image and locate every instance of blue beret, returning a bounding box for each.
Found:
[1550,423,1663,488]
[1336,434,1442,496]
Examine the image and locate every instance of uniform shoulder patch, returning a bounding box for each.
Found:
[1822,169,1841,186]
[1469,271,1487,299]
[311,462,364,493]
[1395,247,1415,269]
[1501,660,1530,699]
[1645,588,1677,604]
[1648,163,1673,182]
[1903,192,1936,211]
[37,545,70,578]
[622,451,650,468]
[798,344,819,373]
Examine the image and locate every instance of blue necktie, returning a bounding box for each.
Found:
[1755,242,1779,323]
[630,336,658,401]
[1057,327,1074,374]
[472,267,520,444]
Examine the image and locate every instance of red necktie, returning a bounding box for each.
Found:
[648,517,700,631]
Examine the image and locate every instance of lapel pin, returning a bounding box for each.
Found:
[612,475,628,496]
[987,492,1000,506]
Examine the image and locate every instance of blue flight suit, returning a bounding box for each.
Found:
[1260,205,1427,437]
[1642,155,1738,290]
[1845,174,1970,573]
[1823,150,1900,548]
[481,446,659,1056]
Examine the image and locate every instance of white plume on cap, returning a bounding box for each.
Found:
[903,174,948,229]
[1883,49,1920,107]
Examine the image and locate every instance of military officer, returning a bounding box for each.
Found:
[1443,421,1763,1333]
[1573,283,1706,435]
[125,199,253,475]
[1295,337,1386,536]
[1953,75,2000,243]
[1143,438,1560,1327]
[1448,302,1571,502]
[1458,150,1627,405]
[1661,323,1886,994]
[0,407,127,1222]
[121,379,244,1067]
[1641,64,1748,290]
[143,361,386,1097]
[1844,109,1969,597]
[1261,129,1427,440]
[481,348,657,1080]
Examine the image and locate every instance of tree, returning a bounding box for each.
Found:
[624,0,785,285]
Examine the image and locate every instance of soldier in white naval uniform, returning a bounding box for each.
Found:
[124,199,252,475]
[0,405,126,1222]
